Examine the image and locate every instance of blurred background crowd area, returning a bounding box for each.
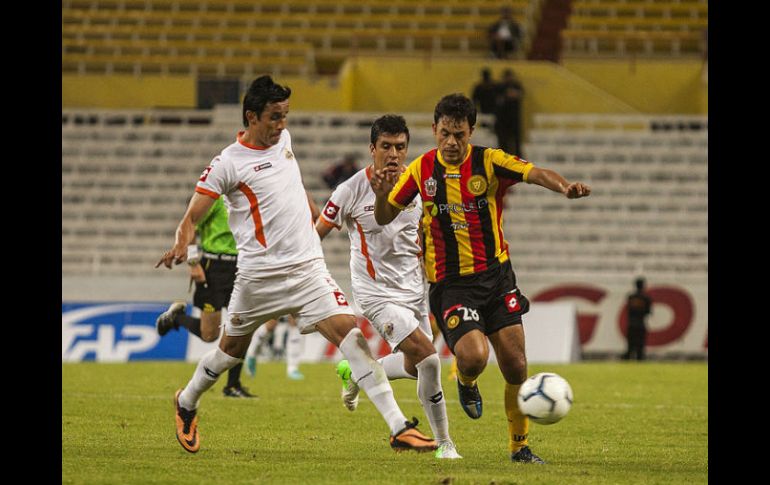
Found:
[62,0,707,359]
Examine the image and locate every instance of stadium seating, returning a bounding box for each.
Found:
[62,109,707,294]
[518,113,707,283]
[62,0,530,75]
[61,107,497,286]
[561,0,707,57]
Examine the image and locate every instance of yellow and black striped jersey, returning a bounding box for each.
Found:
[388,144,533,283]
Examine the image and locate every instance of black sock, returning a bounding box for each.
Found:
[227,364,243,388]
[175,314,202,339]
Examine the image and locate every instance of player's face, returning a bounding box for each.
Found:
[370,132,409,172]
[248,100,289,147]
[433,116,474,165]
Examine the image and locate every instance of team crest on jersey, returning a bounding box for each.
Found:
[383,322,394,337]
[424,177,437,197]
[285,149,294,159]
[467,175,487,196]
[323,201,340,219]
[447,315,460,329]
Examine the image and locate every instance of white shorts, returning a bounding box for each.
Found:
[225,258,355,337]
[357,296,433,352]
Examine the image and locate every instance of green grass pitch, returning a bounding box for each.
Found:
[62,361,707,484]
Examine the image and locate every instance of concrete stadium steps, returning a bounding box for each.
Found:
[62,109,706,283]
[61,108,496,278]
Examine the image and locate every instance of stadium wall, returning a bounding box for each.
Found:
[62,59,707,116]
[61,278,707,362]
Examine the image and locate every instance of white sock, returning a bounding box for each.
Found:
[415,353,450,442]
[286,325,303,374]
[272,320,288,353]
[339,328,407,434]
[247,323,271,359]
[377,352,415,380]
[178,348,242,410]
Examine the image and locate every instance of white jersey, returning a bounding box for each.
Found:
[196,130,323,276]
[320,166,425,303]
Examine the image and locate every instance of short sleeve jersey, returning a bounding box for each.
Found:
[320,166,424,301]
[387,145,534,283]
[195,130,322,275]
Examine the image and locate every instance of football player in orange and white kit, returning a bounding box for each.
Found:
[157,76,437,455]
[316,115,461,459]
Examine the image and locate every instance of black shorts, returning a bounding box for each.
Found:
[193,256,237,313]
[429,260,530,353]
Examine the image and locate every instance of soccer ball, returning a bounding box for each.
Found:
[517,372,573,425]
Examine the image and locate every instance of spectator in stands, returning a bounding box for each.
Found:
[622,277,653,361]
[323,153,359,189]
[155,197,255,398]
[494,68,525,157]
[487,7,522,59]
[471,68,499,115]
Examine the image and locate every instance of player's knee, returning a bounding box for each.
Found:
[320,314,358,345]
[457,354,488,376]
[200,328,219,342]
[416,352,440,374]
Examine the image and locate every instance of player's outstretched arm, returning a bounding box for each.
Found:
[527,167,591,199]
[371,167,402,225]
[156,192,217,269]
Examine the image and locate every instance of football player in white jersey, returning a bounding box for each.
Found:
[316,115,461,459]
[157,76,437,455]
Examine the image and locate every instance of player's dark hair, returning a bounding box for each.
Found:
[434,93,477,128]
[370,114,410,145]
[635,277,645,290]
[242,75,292,127]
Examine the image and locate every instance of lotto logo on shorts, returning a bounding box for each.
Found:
[333,291,349,306]
[324,201,340,219]
[505,293,521,312]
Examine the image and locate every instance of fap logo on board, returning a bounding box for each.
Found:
[62,302,190,362]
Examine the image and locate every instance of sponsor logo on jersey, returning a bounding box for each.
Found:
[424,201,439,217]
[438,199,489,214]
[324,201,340,219]
[450,222,469,231]
[424,176,437,197]
[444,173,462,179]
[364,205,374,212]
[199,166,212,182]
[253,162,273,172]
[467,175,488,195]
